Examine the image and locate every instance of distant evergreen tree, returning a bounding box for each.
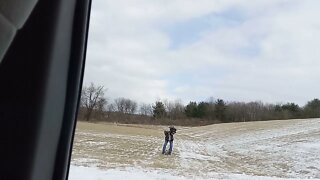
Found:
[303,98,320,118]
[280,103,301,118]
[185,102,198,118]
[275,104,282,112]
[214,99,227,122]
[197,102,210,118]
[152,101,167,119]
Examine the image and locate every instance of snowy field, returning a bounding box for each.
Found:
[70,118,320,179]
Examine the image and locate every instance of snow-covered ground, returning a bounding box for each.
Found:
[70,118,320,179]
[69,165,293,180]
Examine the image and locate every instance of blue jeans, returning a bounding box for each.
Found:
[162,140,173,154]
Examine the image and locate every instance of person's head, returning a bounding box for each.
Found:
[169,126,176,134]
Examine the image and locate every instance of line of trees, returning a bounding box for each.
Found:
[78,83,320,125]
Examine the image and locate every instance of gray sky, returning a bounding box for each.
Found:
[83,0,320,106]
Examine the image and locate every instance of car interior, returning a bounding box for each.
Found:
[0,0,92,179]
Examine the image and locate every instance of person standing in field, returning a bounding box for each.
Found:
[162,126,176,155]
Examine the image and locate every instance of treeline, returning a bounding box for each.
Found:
[78,83,320,126]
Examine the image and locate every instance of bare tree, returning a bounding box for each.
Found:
[226,101,275,122]
[106,103,115,119]
[96,97,107,119]
[97,97,107,112]
[139,103,153,116]
[114,97,137,114]
[170,99,185,119]
[80,83,106,121]
[128,100,137,114]
[107,103,115,112]
[163,99,185,119]
[114,98,125,113]
[163,99,173,118]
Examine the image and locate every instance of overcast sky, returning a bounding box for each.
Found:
[83,0,320,106]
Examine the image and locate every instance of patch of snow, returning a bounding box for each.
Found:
[69,165,187,180]
[69,165,296,180]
